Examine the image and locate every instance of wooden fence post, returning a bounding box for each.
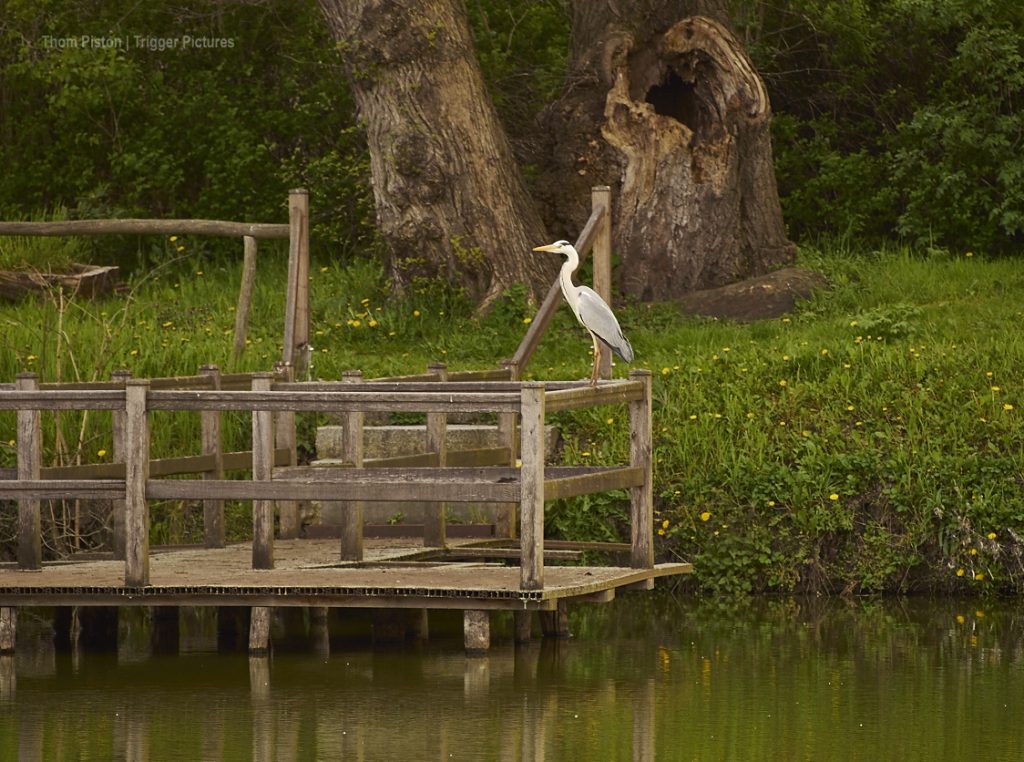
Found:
[124,379,151,586]
[496,360,519,539]
[110,369,132,559]
[592,186,613,380]
[15,373,41,570]
[199,365,225,548]
[629,369,654,569]
[251,373,275,570]
[233,235,258,357]
[519,382,546,590]
[274,362,301,539]
[283,189,310,373]
[424,362,448,547]
[340,370,364,562]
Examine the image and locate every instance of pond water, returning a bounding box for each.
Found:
[1,595,1022,761]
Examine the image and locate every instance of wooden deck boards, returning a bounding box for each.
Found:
[0,539,692,610]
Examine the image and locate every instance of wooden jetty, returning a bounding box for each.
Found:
[0,369,692,654]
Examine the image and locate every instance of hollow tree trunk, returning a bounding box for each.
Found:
[537,3,795,301]
[319,0,555,306]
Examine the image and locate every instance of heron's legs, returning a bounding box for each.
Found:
[589,336,601,387]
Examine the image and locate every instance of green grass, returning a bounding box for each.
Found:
[2,239,1024,594]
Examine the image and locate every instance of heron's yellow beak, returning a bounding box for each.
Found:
[532,243,559,253]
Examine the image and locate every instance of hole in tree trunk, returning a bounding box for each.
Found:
[645,68,699,131]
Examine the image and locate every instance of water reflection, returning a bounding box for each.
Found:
[1,597,1023,760]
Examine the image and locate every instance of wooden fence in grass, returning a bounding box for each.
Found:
[0,189,311,368]
[0,366,653,592]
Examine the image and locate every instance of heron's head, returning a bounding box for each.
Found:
[532,240,573,257]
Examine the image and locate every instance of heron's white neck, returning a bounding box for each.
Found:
[558,245,581,314]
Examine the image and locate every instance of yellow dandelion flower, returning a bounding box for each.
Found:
[523,317,532,325]
[606,417,614,425]
[700,511,711,522]
[413,310,421,317]
[829,493,839,502]
[662,367,671,375]
[956,568,965,577]
[987,532,997,540]
[97,449,107,458]
[956,614,965,623]
[580,451,591,457]
[975,573,985,581]
[169,235,178,242]
[368,319,378,328]
[965,251,974,258]
[662,519,670,529]
[1004,403,1014,411]
[176,245,185,252]
[970,548,978,556]
[658,528,665,536]
[779,379,788,387]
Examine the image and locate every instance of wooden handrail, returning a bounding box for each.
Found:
[0,219,288,239]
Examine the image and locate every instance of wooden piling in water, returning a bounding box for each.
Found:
[249,606,272,655]
[0,607,15,653]
[629,369,654,570]
[463,610,490,654]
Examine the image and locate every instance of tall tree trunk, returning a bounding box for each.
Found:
[537,2,795,301]
[319,0,555,305]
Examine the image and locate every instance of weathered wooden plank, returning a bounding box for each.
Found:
[251,374,274,570]
[36,448,291,480]
[273,363,300,540]
[233,237,258,357]
[200,365,225,548]
[110,369,131,560]
[339,370,364,562]
[0,480,125,499]
[447,367,513,382]
[592,186,613,380]
[629,369,654,570]
[543,380,644,413]
[145,389,522,413]
[0,219,289,239]
[520,382,546,591]
[152,474,520,503]
[424,363,448,548]
[124,380,150,586]
[16,374,41,570]
[0,390,124,410]
[544,466,644,500]
[439,548,583,561]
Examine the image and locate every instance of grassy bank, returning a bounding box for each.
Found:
[2,240,1023,595]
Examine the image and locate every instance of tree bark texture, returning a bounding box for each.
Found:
[538,3,795,301]
[320,0,556,305]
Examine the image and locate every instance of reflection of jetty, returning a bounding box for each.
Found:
[0,368,691,654]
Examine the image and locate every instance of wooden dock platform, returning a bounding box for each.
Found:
[0,538,691,610]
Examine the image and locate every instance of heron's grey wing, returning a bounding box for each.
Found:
[576,286,634,362]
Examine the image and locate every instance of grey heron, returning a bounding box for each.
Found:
[532,240,634,386]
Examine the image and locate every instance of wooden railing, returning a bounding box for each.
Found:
[0,190,311,367]
[0,368,653,592]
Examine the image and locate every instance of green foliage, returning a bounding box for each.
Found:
[737,0,1024,252]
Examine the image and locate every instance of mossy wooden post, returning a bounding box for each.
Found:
[424,362,448,547]
[340,370,364,562]
[199,365,225,548]
[0,608,15,653]
[233,235,258,358]
[124,379,151,586]
[110,369,132,559]
[283,189,310,374]
[519,382,546,590]
[274,362,301,539]
[592,186,613,380]
[464,610,490,654]
[629,369,654,569]
[15,373,41,570]
[249,606,272,656]
[251,373,275,570]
